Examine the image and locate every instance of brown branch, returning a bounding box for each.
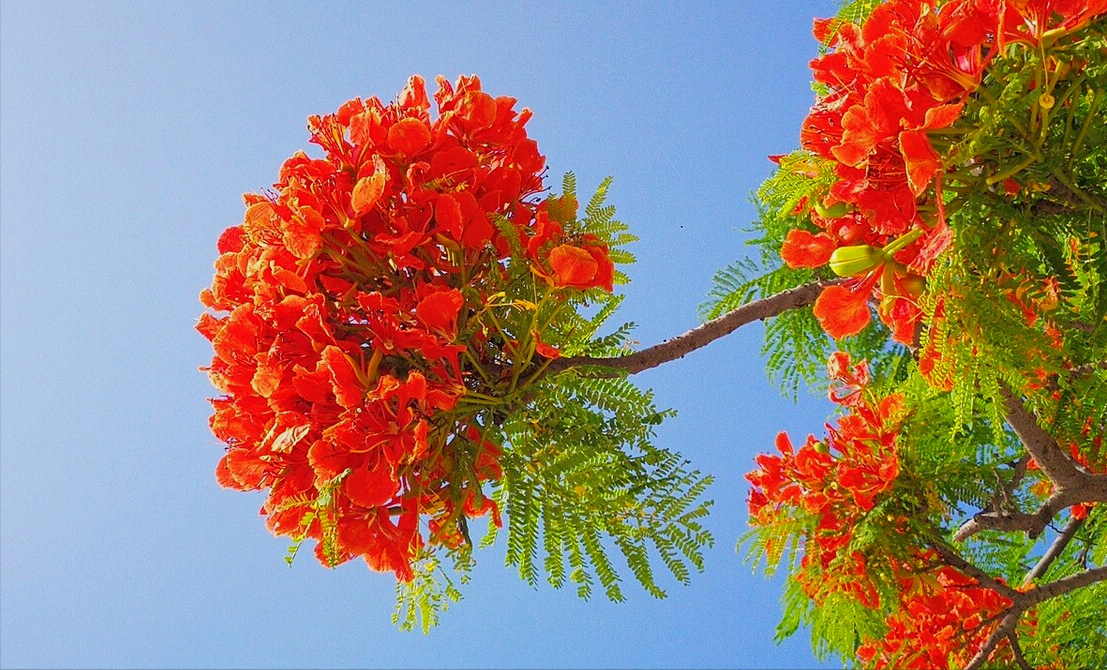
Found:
[956,388,1107,541]
[965,609,1021,670]
[957,512,1091,669]
[1022,516,1084,586]
[545,281,827,376]
[1008,632,1033,670]
[931,542,1019,600]
[1022,564,1107,607]
[954,488,1089,541]
[962,563,1107,670]
[1000,385,1089,490]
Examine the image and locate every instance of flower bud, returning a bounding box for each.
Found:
[829,244,885,277]
[814,200,851,219]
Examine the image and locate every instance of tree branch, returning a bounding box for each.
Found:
[1000,385,1089,490]
[1022,564,1107,607]
[1022,516,1084,586]
[1008,632,1033,670]
[931,542,1019,600]
[954,489,1088,541]
[956,387,1107,541]
[546,281,826,376]
[965,609,1021,670]
[957,562,1107,670]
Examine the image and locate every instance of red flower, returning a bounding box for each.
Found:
[386,117,432,156]
[547,239,615,291]
[415,288,465,339]
[200,75,620,581]
[747,352,905,612]
[858,563,1015,669]
[352,156,388,216]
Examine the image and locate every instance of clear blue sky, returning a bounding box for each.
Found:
[1,2,842,668]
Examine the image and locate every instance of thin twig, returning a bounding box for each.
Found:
[545,281,827,376]
[1023,516,1084,586]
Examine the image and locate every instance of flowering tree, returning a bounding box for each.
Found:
[199,1,1106,667]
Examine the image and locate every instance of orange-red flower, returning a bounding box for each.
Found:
[748,354,906,613]
[199,75,618,582]
[857,563,1015,669]
[547,238,615,291]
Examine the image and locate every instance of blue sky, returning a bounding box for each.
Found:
[1,2,842,668]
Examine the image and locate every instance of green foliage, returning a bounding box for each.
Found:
[392,552,469,633]
[702,164,912,399]
[280,468,352,569]
[489,178,713,603]
[494,384,714,600]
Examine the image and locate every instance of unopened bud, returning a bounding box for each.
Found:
[829,244,885,277]
[814,201,851,219]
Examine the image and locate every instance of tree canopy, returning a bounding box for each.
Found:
[199,1,1107,667]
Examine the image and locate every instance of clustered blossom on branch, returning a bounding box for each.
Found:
[781,0,1107,343]
[855,562,1016,669]
[746,354,1029,668]
[195,0,1105,661]
[198,75,615,580]
[747,353,905,609]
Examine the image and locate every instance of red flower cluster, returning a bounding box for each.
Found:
[782,0,1107,343]
[747,355,1018,668]
[198,75,614,580]
[857,563,1015,669]
[746,353,905,606]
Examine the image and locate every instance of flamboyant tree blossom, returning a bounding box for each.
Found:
[201,2,1107,666]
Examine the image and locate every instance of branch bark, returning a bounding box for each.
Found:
[954,387,1107,541]
[953,488,1090,541]
[965,610,1021,670]
[1022,516,1084,586]
[1000,385,1089,490]
[1008,632,1033,670]
[959,563,1107,670]
[931,542,1019,600]
[545,281,826,376]
[1022,564,1107,606]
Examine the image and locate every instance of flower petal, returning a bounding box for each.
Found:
[813,285,872,339]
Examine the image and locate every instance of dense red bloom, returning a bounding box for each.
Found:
[998,0,1107,47]
[748,354,907,615]
[785,0,1025,341]
[804,0,985,234]
[748,354,904,589]
[857,563,1015,669]
[789,1,1107,344]
[199,75,616,581]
